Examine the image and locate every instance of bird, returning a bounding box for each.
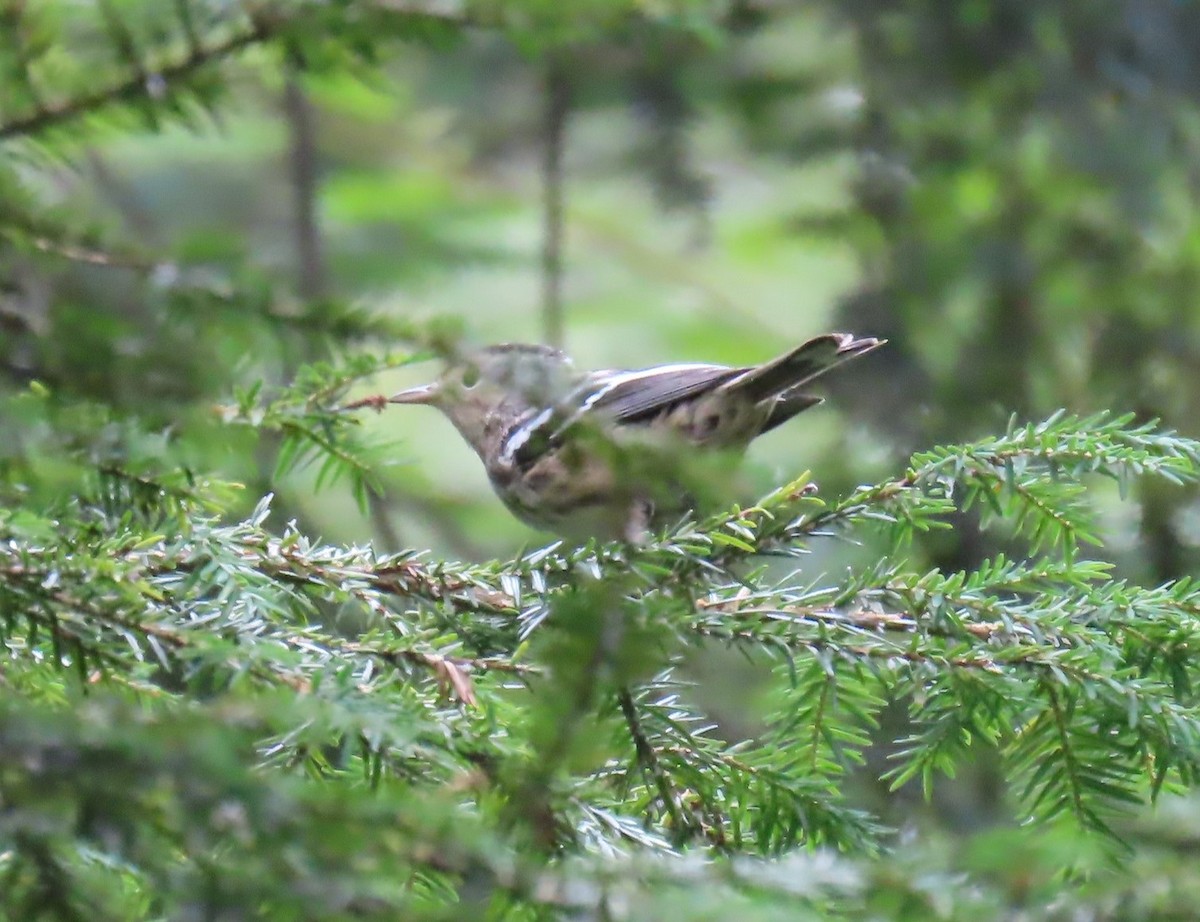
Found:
[386,333,883,542]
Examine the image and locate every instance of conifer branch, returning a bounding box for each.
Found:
[0,19,274,141]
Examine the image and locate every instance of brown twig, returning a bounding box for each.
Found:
[338,394,391,412]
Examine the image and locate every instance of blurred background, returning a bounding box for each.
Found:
[6,0,1200,857]
[9,2,1200,570]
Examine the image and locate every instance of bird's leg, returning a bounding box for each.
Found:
[623,498,655,545]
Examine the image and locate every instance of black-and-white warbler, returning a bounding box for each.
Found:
[387,333,882,541]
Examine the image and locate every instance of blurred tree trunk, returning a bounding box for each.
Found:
[540,57,570,350]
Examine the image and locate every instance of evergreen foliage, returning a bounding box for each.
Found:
[5,1,1200,919]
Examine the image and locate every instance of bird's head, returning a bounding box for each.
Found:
[388,343,577,449]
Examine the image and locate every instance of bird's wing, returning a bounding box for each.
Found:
[718,333,883,403]
[580,363,744,423]
[500,365,738,470]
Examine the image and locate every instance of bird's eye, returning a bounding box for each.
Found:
[699,412,722,436]
[461,365,481,389]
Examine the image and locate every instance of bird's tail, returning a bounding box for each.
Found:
[719,333,884,403]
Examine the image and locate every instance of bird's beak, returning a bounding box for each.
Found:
[388,383,439,406]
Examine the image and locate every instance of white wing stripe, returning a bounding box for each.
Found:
[499,407,555,465]
[578,364,728,414]
[502,364,734,462]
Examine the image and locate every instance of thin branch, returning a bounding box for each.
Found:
[283,67,326,301]
[28,236,153,269]
[618,688,695,836]
[1044,683,1088,823]
[540,56,570,349]
[242,541,518,613]
[3,555,528,704]
[0,18,274,141]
